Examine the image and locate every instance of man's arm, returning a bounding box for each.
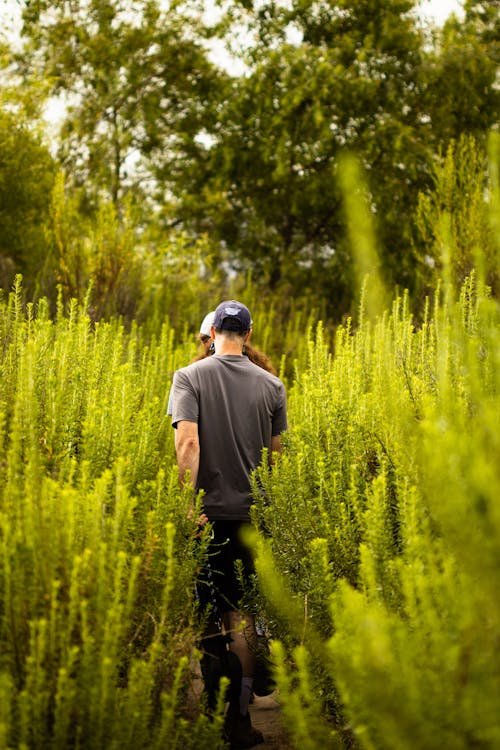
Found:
[270,382,287,465]
[270,434,283,463]
[175,420,200,488]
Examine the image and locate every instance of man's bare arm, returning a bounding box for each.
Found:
[270,434,283,463]
[175,420,200,488]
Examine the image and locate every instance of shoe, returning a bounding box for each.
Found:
[225,710,264,749]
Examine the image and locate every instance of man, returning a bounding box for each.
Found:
[171,300,287,749]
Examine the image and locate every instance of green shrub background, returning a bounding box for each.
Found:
[1,141,499,748]
[0,280,225,749]
[251,274,500,749]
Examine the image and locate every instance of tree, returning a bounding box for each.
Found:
[0,107,56,289]
[416,135,499,296]
[17,0,222,212]
[174,0,433,314]
[422,0,500,147]
[0,41,57,289]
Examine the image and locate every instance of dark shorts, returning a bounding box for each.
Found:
[197,521,255,615]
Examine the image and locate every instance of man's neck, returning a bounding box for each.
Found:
[215,341,244,356]
[214,332,246,356]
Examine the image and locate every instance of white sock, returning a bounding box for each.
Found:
[239,677,254,716]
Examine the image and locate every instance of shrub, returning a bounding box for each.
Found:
[251,273,500,749]
[0,279,224,749]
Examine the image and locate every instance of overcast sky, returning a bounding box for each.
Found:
[421,0,464,22]
[0,0,465,35]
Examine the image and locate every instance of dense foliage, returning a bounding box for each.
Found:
[0,0,499,318]
[1,266,499,747]
[0,1,499,747]
[0,110,56,290]
[1,145,499,744]
[0,280,230,748]
[251,273,500,748]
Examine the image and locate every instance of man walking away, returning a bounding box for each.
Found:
[171,300,287,749]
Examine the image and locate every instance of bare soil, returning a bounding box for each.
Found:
[187,661,293,749]
[249,692,294,750]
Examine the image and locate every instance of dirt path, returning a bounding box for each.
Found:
[249,692,293,750]
[187,662,293,748]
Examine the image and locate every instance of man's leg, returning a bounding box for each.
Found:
[223,610,263,748]
[224,610,257,715]
[208,522,263,746]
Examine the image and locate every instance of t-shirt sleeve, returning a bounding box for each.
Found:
[166,387,173,416]
[170,369,199,428]
[271,383,288,436]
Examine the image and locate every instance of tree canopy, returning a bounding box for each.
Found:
[1,0,498,319]
[18,0,221,209]
[174,0,432,305]
[0,108,56,288]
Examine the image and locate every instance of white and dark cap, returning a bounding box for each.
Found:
[213,300,252,333]
[199,311,215,337]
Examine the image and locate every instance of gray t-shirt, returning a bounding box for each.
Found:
[171,354,287,520]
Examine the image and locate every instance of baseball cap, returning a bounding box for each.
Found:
[213,300,252,333]
[199,311,215,337]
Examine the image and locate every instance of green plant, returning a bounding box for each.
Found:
[251,273,500,749]
[0,280,225,749]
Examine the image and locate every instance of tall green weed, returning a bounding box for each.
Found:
[0,280,223,749]
[248,145,500,748]
[251,273,500,748]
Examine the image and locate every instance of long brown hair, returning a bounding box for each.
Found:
[244,343,277,375]
[193,336,277,375]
